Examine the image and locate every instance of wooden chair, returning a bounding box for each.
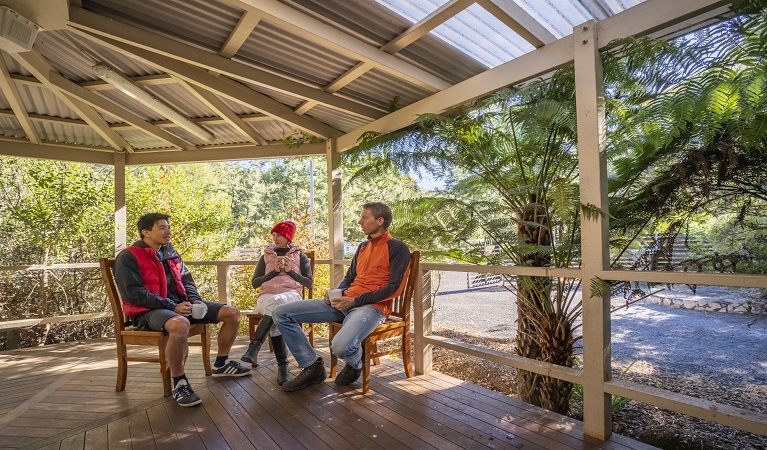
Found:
[246,250,316,351]
[100,258,212,397]
[329,251,420,394]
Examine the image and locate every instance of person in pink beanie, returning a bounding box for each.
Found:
[240,221,313,385]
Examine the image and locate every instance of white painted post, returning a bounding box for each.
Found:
[217,265,231,305]
[114,151,127,256]
[413,267,433,374]
[326,139,345,287]
[574,20,612,440]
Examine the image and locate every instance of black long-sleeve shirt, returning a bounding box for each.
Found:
[251,247,313,290]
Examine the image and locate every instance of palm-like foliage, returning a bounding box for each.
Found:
[609,1,767,263]
[346,81,584,413]
[343,0,767,414]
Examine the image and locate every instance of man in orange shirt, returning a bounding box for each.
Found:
[273,202,410,392]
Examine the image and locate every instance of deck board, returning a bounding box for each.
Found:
[0,337,658,450]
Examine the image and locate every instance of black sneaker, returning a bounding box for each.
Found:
[212,360,251,377]
[281,358,327,392]
[334,363,362,386]
[173,379,201,407]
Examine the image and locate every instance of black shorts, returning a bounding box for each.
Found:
[131,300,225,331]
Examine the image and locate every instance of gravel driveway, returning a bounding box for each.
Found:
[431,272,767,385]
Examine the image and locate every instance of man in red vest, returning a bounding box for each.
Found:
[114,213,249,407]
[274,202,410,392]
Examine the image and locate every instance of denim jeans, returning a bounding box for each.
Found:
[273,299,386,369]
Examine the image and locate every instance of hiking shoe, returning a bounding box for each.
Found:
[334,363,363,386]
[173,379,201,407]
[212,360,251,377]
[281,358,326,392]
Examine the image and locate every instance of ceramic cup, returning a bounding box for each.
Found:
[327,289,343,306]
[191,302,208,319]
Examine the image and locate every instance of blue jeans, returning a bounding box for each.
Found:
[273,299,386,369]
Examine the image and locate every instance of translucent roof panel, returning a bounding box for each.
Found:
[374,0,646,65]
[434,3,536,68]
[373,0,534,68]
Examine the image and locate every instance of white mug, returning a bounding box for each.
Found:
[327,289,343,306]
[191,302,208,319]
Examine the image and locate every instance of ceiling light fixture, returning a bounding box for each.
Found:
[93,63,214,144]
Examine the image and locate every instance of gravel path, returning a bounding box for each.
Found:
[431,272,767,385]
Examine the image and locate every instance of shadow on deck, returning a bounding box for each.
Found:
[0,337,657,450]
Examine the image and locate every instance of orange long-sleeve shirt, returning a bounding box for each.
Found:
[338,231,410,315]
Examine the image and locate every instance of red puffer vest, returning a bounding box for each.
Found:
[260,244,302,295]
[123,246,187,317]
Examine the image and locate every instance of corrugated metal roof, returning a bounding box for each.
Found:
[238,21,360,88]
[339,68,433,111]
[0,0,723,161]
[84,0,242,52]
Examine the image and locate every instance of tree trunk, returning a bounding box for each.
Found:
[514,197,574,414]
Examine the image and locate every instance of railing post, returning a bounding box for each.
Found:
[327,138,345,287]
[217,264,231,305]
[575,20,612,440]
[414,268,433,374]
[114,151,126,256]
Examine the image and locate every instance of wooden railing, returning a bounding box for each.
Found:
[1,260,766,437]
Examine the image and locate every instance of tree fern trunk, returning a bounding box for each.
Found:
[515,198,574,415]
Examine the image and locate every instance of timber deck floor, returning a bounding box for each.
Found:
[0,337,658,450]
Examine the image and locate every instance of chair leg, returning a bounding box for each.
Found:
[362,340,371,394]
[372,341,380,366]
[159,343,172,397]
[308,323,315,348]
[202,325,212,376]
[116,344,128,392]
[329,324,338,377]
[403,332,414,378]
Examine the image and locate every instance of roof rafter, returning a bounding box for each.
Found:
[0,138,115,164]
[126,142,326,165]
[382,0,474,53]
[476,0,557,47]
[70,30,343,139]
[66,7,385,121]
[0,55,41,144]
[219,10,262,59]
[11,51,132,152]
[222,0,452,92]
[338,0,735,150]
[16,51,195,150]
[292,0,472,117]
[180,80,268,145]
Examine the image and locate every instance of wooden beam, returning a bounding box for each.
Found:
[607,379,767,437]
[219,10,262,58]
[125,142,325,165]
[381,0,474,54]
[337,35,574,150]
[0,55,40,144]
[477,0,557,47]
[424,335,583,383]
[181,80,268,145]
[223,0,452,91]
[66,7,385,121]
[11,51,131,152]
[0,139,114,164]
[338,0,736,150]
[0,312,113,331]
[574,20,611,440]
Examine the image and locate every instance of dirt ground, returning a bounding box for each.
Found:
[427,273,767,450]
